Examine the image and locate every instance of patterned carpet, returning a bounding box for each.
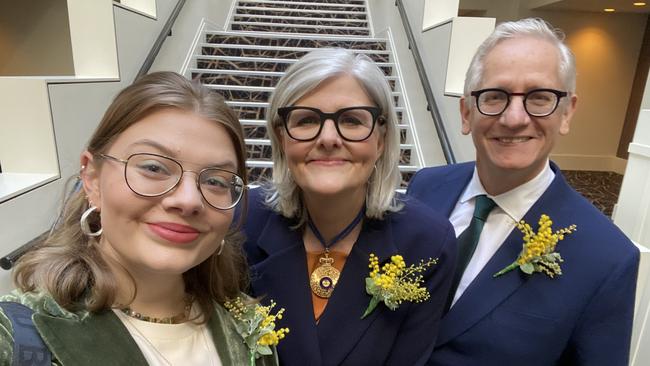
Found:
[563,170,624,217]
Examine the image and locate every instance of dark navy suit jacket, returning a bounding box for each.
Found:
[407,162,639,366]
[243,188,457,366]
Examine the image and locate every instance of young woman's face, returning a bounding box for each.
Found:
[82,108,238,278]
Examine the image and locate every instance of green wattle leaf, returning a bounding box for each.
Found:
[257,345,272,356]
[521,262,535,274]
[365,277,376,293]
[361,296,381,319]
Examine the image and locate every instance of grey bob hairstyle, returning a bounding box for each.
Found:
[264,48,402,223]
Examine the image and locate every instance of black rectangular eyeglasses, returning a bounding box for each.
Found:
[470,88,568,117]
[277,106,384,142]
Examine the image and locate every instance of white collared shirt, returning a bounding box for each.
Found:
[448,161,555,307]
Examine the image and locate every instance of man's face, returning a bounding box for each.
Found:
[460,36,577,191]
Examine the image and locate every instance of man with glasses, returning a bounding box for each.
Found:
[408,18,638,365]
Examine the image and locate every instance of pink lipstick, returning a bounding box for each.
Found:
[148,222,200,244]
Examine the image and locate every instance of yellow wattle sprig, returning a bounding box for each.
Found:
[494,214,577,278]
[257,327,289,346]
[362,253,438,319]
[224,297,289,365]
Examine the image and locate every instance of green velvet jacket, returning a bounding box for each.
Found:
[0,291,278,366]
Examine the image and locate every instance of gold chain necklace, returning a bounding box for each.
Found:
[120,296,193,324]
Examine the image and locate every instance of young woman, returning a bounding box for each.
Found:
[244,48,457,366]
[0,72,277,366]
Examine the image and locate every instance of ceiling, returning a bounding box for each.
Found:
[537,0,650,13]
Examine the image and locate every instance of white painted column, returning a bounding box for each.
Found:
[614,72,650,366]
[67,0,119,78]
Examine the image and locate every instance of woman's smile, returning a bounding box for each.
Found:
[147,222,201,244]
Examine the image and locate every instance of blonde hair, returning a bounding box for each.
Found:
[264,48,402,224]
[13,72,249,320]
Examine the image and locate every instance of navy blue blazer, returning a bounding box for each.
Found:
[243,188,457,366]
[407,162,639,366]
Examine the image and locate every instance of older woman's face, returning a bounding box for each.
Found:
[280,75,384,199]
[82,108,237,278]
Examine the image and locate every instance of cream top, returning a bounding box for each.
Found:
[114,306,222,366]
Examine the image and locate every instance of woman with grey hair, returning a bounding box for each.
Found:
[244,48,457,365]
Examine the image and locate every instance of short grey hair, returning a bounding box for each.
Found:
[264,48,402,224]
[464,18,576,105]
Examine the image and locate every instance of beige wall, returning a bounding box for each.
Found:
[0,0,74,76]
[119,0,157,17]
[67,0,119,78]
[0,78,58,175]
[529,10,647,159]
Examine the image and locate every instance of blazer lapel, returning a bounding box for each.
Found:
[424,165,474,217]
[437,165,571,345]
[316,218,398,365]
[33,310,148,366]
[250,213,322,365]
[436,224,529,345]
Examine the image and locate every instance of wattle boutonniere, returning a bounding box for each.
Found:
[494,214,577,278]
[224,297,289,366]
[361,253,437,319]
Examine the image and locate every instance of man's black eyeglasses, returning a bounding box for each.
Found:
[470,88,568,117]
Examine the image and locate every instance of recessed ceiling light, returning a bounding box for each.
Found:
[604,8,616,12]
[633,2,646,6]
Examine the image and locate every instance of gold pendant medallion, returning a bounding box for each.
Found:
[310,253,340,298]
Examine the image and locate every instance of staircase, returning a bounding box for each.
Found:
[190,0,421,187]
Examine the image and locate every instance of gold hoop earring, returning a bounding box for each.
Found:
[80,206,103,237]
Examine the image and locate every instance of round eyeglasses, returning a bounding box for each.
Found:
[99,153,245,210]
[470,88,568,117]
[277,106,384,142]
